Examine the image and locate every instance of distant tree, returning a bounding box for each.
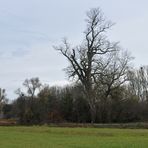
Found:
[23,77,42,100]
[128,66,148,102]
[3,103,13,119]
[0,88,7,118]
[61,89,73,121]
[14,78,42,124]
[38,85,62,123]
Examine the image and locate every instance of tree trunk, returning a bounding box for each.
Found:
[86,88,97,123]
[89,103,96,123]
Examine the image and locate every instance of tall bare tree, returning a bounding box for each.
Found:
[55,8,120,123]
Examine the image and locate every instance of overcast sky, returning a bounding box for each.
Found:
[0,0,148,99]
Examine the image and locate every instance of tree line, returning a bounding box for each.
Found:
[1,69,148,125]
[1,7,148,124]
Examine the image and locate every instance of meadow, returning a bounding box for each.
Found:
[0,126,148,148]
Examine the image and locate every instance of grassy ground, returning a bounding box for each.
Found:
[0,126,148,148]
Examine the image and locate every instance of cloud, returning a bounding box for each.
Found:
[0,0,148,99]
[0,42,69,99]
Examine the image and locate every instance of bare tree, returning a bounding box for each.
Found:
[54,8,119,123]
[94,49,132,122]
[97,50,132,98]
[23,77,42,100]
[128,66,148,101]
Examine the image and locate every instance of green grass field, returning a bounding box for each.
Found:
[0,126,148,148]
